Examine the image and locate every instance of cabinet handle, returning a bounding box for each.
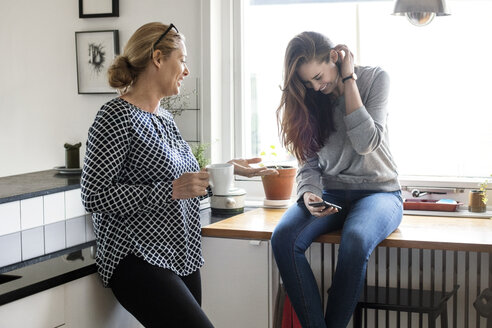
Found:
[249,240,262,246]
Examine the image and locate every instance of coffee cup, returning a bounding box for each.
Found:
[206,163,234,196]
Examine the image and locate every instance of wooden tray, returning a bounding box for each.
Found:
[403,199,460,212]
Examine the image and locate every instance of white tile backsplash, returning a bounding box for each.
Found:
[0,189,93,267]
[0,232,21,267]
[43,192,65,225]
[66,216,86,247]
[65,189,85,219]
[44,221,66,254]
[20,196,44,230]
[0,201,21,236]
[85,215,95,242]
[21,226,45,260]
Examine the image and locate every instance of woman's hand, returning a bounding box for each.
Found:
[334,44,355,78]
[228,158,279,178]
[303,192,338,218]
[334,44,362,115]
[172,171,210,199]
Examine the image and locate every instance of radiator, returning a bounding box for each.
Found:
[310,244,492,327]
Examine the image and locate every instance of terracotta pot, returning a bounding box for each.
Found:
[261,166,297,200]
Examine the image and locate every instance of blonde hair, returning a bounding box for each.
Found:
[107,22,184,94]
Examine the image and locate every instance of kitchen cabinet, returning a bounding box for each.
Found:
[0,284,65,328]
[201,236,275,328]
[64,274,143,328]
[0,274,143,328]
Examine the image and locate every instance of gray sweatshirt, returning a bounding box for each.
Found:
[296,66,400,199]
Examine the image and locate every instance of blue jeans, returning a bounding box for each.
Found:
[271,190,403,328]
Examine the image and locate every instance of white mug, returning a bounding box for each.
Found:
[206,163,234,196]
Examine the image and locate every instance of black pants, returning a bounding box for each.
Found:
[109,253,214,328]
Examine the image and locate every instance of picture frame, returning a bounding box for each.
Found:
[75,30,119,94]
[79,0,119,18]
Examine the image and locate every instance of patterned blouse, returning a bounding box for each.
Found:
[81,97,203,287]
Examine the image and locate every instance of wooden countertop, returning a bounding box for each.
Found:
[201,208,492,252]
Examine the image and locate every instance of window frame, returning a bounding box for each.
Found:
[229,0,490,200]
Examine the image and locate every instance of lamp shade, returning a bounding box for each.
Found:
[393,0,450,26]
[393,0,450,16]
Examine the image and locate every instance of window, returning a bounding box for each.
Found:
[239,0,492,180]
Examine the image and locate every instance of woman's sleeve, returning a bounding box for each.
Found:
[296,155,323,201]
[344,70,390,155]
[81,107,174,217]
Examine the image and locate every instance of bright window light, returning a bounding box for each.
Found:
[241,0,492,178]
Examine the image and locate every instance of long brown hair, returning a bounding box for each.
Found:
[276,31,337,163]
[107,22,184,94]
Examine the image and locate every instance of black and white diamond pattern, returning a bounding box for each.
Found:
[81,97,203,286]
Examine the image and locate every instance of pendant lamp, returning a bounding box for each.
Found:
[392,0,450,26]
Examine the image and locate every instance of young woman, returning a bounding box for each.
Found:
[81,22,275,327]
[271,31,403,328]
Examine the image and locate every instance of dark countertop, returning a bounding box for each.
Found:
[0,170,81,204]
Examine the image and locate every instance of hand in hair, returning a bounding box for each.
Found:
[334,44,355,78]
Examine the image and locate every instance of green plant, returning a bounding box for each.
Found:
[160,89,197,117]
[260,145,278,158]
[260,145,282,169]
[191,143,210,170]
[479,175,490,205]
[260,145,293,169]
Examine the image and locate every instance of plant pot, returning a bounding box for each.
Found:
[469,190,487,213]
[261,166,297,200]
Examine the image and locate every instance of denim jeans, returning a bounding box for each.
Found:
[271,189,403,328]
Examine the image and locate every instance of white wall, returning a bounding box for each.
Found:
[0,0,201,177]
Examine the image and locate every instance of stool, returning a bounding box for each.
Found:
[353,285,459,328]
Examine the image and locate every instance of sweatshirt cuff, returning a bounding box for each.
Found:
[297,184,323,202]
[344,105,371,131]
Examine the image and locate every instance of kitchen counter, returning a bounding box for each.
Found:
[201,208,492,328]
[0,168,253,306]
[202,207,492,252]
[0,169,81,204]
[1,168,490,308]
[0,207,245,306]
[0,242,96,306]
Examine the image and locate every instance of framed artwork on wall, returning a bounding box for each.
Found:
[75,30,119,94]
[79,0,119,18]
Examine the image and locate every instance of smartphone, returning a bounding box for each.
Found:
[308,200,342,210]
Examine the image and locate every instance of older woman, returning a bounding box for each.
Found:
[271,31,403,328]
[81,22,275,327]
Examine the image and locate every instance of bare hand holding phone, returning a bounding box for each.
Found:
[303,192,341,218]
[308,201,342,210]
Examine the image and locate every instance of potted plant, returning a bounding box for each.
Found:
[469,175,490,213]
[479,177,489,206]
[160,80,198,117]
[260,145,297,201]
[191,143,211,210]
[191,143,210,169]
